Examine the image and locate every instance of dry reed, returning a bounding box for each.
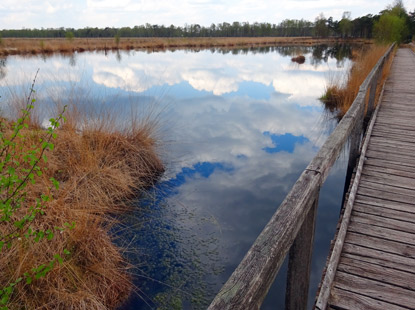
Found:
[321,43,394,118]
[0,37,372,56]
[0,92,164,309]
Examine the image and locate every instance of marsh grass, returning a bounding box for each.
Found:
[0,37,372,56]
[0,82,164,309]
[321,44,394,118]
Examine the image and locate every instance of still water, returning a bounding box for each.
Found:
[0,45,354,309]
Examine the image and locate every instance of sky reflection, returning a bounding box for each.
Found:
[0,46,352,309]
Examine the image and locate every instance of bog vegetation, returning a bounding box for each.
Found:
[0,74,163,309]
[321,44,394,119]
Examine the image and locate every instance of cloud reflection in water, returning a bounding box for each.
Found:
[0,46,351,309]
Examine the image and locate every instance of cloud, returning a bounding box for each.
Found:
[0,0,404,29]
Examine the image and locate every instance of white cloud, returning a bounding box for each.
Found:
[0,0,407,29]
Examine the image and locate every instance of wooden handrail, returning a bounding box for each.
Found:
[208,43,395,310]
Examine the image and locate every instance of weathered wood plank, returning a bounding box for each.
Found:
[361,169,415,190]
[338,257,415,290]
[353,203,415,224]
[358,178,415,198]
[348,221,415,247]
[365,157,415,172]
[342,250,415,275]
[366,149,415,166]
[372,125,415,136]
[343,238,415,267]
[368,142,415,155]
[362,165,415,180]
[332,271,415,309]
[370,131,415,144]
[351,211,415,235]
[329,286,408,310]
[358,185,415,205]
[355,194,415,214]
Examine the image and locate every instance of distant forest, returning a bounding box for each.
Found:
[1,6,414,42]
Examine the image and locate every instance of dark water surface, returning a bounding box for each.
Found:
[0,45,354,309]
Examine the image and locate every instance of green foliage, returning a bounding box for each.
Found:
[339,11,353,38]
[65,31,74,42]
[314,13,330,37]
[374,12,407,43]
[114,33,121,46]
[0,72,73,309]
[375,0,411,43]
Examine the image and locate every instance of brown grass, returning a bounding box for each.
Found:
[0,95,164,308]
[0,37,372,56]
[321,43,394,118]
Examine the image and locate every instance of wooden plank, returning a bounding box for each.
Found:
[371,123,415,133]
[370,132,415,144]
[371,127,415,137]
[377,112,415,120]
[366,149,415,166]
[361,169,415,190]
[348,221,415,247]
[353,203,415,224]
[285,198,318,310]
[376,108,415,115]
[351,211,415,235]
[358,179,415,198]
[374,119,415,130]
[363,164,415,180]
[368,143,415,157]
[369,141,415,155]
[332,271,415,309]
[373,125,415,136]
[365,157,415,173]
[342,250,415,275]
[366,143,415,159]
[338,257,415,290]
[355,195,415,214]
[329,286,408,310]
[343,239,415,268]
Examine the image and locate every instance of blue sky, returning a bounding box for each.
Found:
[0,0,414,29]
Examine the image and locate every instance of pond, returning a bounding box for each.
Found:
[0,44,354,309]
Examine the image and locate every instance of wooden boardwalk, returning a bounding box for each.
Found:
[320,48,415,309]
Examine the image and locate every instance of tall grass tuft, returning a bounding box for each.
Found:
[321,44,394,118]
[0,84,164,309]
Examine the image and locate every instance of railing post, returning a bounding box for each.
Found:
[366,58,385,117]
[341,91,366,205]
[285,189,319,310]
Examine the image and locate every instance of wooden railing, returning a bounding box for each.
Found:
[208,43,395,310]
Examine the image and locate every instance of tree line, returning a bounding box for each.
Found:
[1,1,414,43]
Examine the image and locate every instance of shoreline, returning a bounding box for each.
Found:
[0,37,372,56]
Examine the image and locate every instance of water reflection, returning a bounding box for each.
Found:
[0,45,354,309]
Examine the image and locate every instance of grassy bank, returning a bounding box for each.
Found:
[0,86,164,309]
[0,37,372,56]
[321,43,395,118]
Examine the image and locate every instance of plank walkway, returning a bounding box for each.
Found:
[323,48,415,309]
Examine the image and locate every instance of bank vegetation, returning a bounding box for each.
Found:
[0,81,164,309]
[0,37,372,56]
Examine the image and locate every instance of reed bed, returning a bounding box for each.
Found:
[0,91,164,309]
[321,43,394,118]
[0,37,372,56]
